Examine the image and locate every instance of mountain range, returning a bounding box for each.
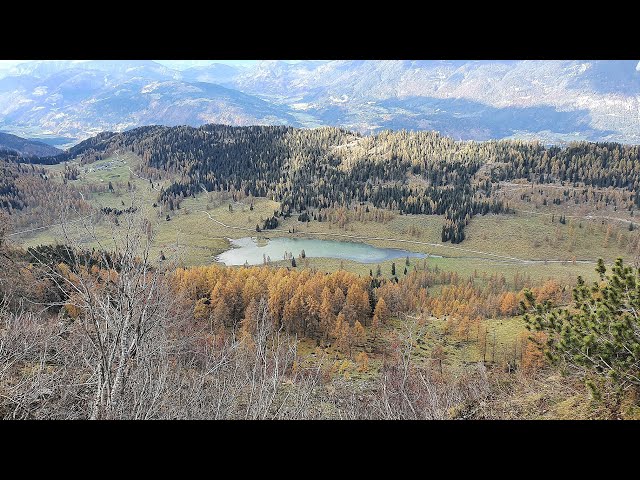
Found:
[0,60,638,147]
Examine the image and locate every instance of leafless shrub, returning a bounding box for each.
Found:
[0,307,90,419]
[327,315,490,420]
[156,298,323,419]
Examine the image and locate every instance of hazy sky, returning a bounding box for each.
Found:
[2,60,639,71]
[154,60,259,69]
[0,60,29,69]
[0,60,292,71]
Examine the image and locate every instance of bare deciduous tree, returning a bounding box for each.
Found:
[28,203,181,419]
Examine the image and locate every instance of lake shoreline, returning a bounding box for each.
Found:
[215,236,436,266]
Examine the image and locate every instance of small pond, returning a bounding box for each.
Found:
[216,236,437,266]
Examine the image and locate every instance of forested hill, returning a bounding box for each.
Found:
[0,132,61,157]
[9,124,640,244]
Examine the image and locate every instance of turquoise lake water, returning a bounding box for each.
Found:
[216,237,435,266]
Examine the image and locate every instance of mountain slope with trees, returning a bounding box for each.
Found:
[33,124,640,244]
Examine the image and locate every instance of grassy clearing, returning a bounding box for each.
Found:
[290,255,599,285]
[294,311,530,384]
[193,194,632,265]
[382,314,527,372]
[449,316,528,367]
[464,212,633,264]
[15,154,232,266]
[17,211,232,268]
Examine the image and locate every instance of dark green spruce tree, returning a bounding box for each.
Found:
[522,257,640,404]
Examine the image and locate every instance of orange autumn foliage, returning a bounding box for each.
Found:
[500,291,519,316]
[173,265,374,341]
[520,331,548,373]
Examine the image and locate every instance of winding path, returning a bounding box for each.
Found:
[7,215,93,237]
[500,182,636,225]
[512,208,635,226]
[201,211,596,266]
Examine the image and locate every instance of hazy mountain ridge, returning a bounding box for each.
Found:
[0,63,296,143]
[233,60,640,143]
[0,60,638,145]
[0,131,61,156]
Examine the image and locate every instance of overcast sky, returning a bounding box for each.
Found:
[3,60,636,73]
[0,60,293,71]
[154,60,259,69]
